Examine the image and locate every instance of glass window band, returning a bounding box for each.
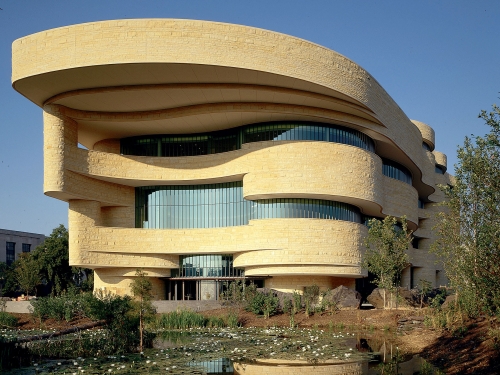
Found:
[382,158,412,185]
[121,121,375,157]
[136,182,362,229]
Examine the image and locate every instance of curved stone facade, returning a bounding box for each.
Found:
[12,19,453,297]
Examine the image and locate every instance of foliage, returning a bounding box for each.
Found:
[0,312,17,328]
[433,104,500,317]
[0,262,18,297]
[282,291,302,327]
[247,290,279,319]
[220,280,258,307]
[14,253,40,297]
[130,269,156,352]
[30,289,139,353]
[155,310,207,329]
[31,224,73,296]
[418,279,433,308]
[303,284,319,317]
[84,289,139,353]
[362,216,411,309]
[30,289,86,323]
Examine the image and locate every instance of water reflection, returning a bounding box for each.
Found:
[189,358,234,374]
[153,329,439,375]
[187,356,431,375]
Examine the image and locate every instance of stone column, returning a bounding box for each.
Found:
[43,104,77,197]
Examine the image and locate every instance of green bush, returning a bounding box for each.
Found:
[30,291,86,323]
[0,312,17,328]
[304,285,320,317]
[30,290,139,353]
[226,311,239,328]
[247,290,278,319]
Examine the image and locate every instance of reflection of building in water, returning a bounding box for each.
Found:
[189,358,233,374]
[233,355,431,375]
[13,19,452,299]
[234,360,366,375]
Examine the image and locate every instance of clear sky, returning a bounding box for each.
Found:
[0,0,499,235]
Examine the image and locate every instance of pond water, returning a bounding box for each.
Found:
[3,327,441,374]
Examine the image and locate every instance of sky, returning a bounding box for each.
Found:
[0,0,499,235]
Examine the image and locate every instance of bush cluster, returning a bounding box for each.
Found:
[29,290,140,353]
[0,312,18,328]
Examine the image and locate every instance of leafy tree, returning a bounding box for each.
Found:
[0,262,18,297]
[130,269,156,352]
[433,104,500,316]
[362,216,411,309]
[417,279,432,309]
[14,253,40,298]
[31,224,73,296]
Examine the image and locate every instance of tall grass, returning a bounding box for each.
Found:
[154,310,239,329]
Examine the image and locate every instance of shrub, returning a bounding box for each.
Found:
[247,290,279,319]
[226,311,239,328]
[30,290,86,323]
[304,285,320,317]
[0,312,17,328]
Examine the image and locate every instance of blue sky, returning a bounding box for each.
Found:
[0,1,499,235]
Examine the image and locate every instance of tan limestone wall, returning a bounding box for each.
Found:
[16,20,455,294]
[94,268,165,299]
[411,120,435,150]
[433,150,447,170]
[93,139,120,154]
[13,20,436,186]
[43,105,77,194]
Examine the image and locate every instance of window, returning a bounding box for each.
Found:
[121,121,376,156]
[136,183,362,229]
[22,243,31,253]
[418,199,425,209]
[435,165,445,174]
[382,158,412,185]
[412,238,420,249]
[175,255,243,278]
[6,242,15,266]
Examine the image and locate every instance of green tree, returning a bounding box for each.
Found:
[14,253,40,298]
[0,262,18,297]
[130,269,156,352]
[31,224,73,296]
[362,216,411,309]
[433,104,500,316]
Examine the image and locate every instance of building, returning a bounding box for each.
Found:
[12,19,453,300]
[0,229,46,266]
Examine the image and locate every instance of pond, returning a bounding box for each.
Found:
[2,327,442,374]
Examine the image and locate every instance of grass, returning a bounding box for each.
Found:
[153,309,239,330]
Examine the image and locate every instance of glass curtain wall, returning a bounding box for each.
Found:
[382,158,412,185]
[121,122,375,156]
[136,183,362,229]
[173,255,243,278]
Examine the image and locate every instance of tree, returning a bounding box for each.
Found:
[0,262,18,297]
[433,104,500,316]
[31,224,73,296]
[130,269,156,352]
[362,216,411,309]
[14,253,40,298]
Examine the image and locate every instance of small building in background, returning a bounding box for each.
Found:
[0,229,46,266]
